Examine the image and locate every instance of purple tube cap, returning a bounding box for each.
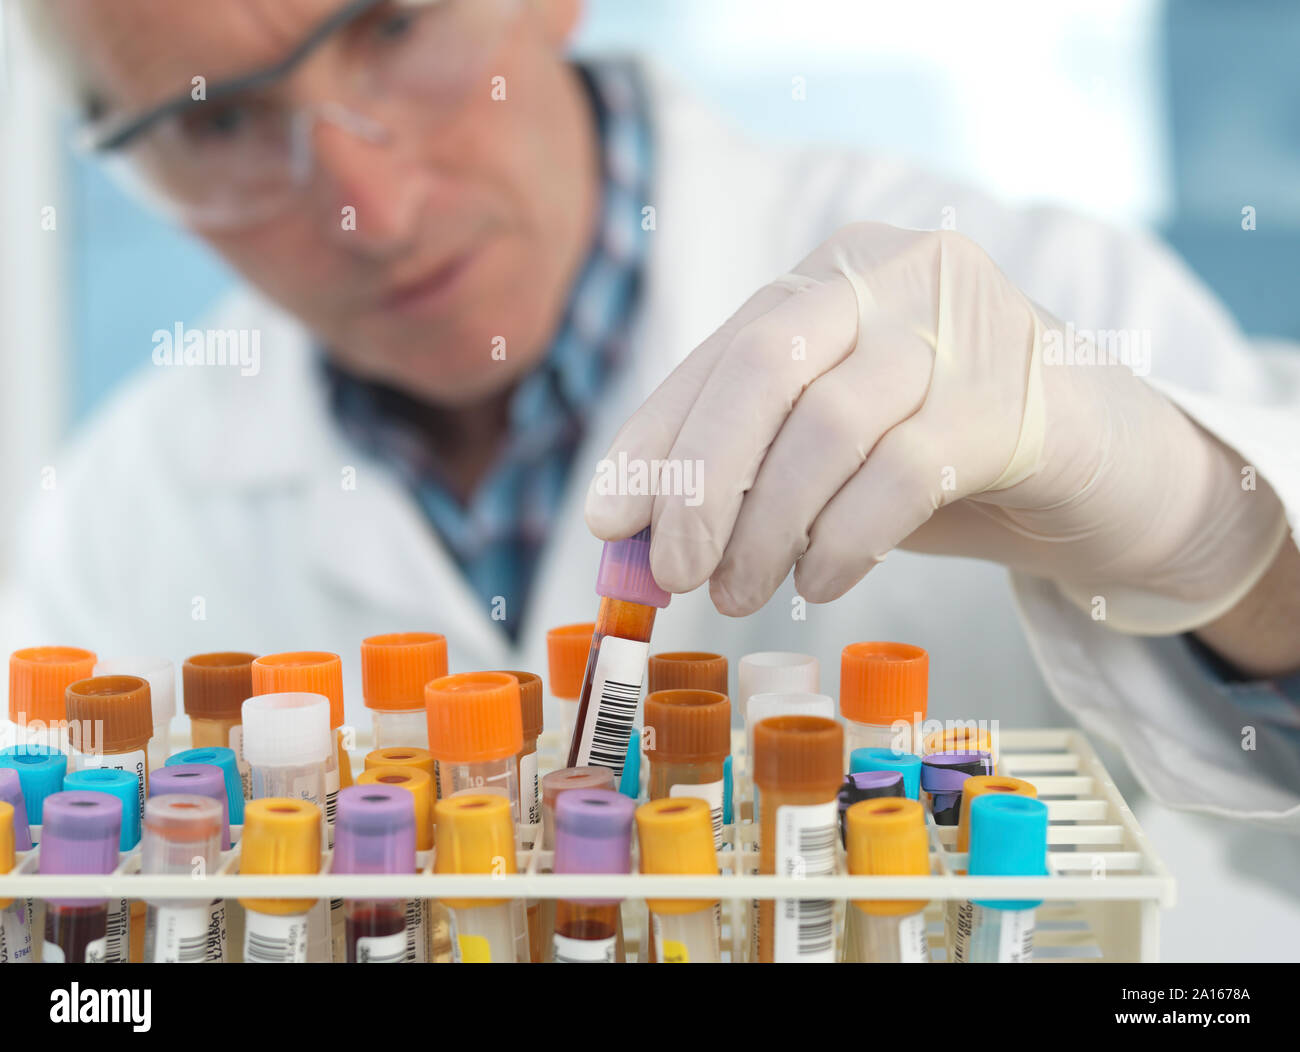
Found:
[554,789,636,876]
[596,528,671,608]
[39,790,123,877]
[920,751,993,791]
[0,768,33,852]
[150,764,232,851]
[332,785,417,876]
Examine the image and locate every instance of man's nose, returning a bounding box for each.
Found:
[309,109,434,257]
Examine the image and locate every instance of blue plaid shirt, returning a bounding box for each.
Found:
[325,61,653,641]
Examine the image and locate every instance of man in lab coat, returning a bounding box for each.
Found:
[10,0,1300,958]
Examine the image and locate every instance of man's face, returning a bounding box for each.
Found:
[49,0,592,405]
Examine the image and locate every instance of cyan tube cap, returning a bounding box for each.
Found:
[0,744,69,829]
[849,747,922,799]
[63,768,142,850]
[618,731,640,799]
[969,794,1050,911]
[167,746,243,826]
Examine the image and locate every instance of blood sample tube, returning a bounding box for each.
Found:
[361,633,448,749]
[64,675,152,824]
[752,715,843,964]
[636,796,721,963]
[182,652,256,800]
[425,672,522,815]
[357,765,435,962]
[434,793,523,963]
[844,797,932,963]
[7,646,97,751]
[39,790,122,962]
[0,799,33,962]
[963,795,1050,963]
[546,622,595,756]
[644,689,730,845]
[565,529,670,775]
[94,657,176,774]
[141,794,225,963]
[551,789,636,963]
[238,798,322,963]
[839,642,928,761]
[537,766,616,955]
[333,784,417,963]
[166,747,244,829]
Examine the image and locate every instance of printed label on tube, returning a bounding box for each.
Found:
[575,636,648,775]
[669,779,725,850]
[774,801,836,963]
[76,748,147,822]
[898,912,929,963]
[552,932,616,963]
[229,724,251,800]
[356,931,407,963]
[104,898,130,963]
[520,750,540,825]
[244,911,310,963]
[151,906,210,963]
[0,902,34,962]
[997,908,1035,962]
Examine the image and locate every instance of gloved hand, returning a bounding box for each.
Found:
[585,222,1288,633]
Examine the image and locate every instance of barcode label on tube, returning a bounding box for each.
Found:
[574,637,647,774]
[356,931,406,963]
[998,908,1035,962]
[552,933,616,963]
[403,899,426,963]
[104,899,129,963]
[774,802,836,963]
[669,780,725,851]
[151,906,209,963]
[244,912,309,963]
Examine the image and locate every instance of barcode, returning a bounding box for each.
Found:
[246,931,293,962]
[403,900,420,963]
[585,677,640,770]
[952,901,974,963]
[709,805,724,849]
[326,788,338,826]
[786,823,835,959]
[176,932,206,963]
[104,901,128,963]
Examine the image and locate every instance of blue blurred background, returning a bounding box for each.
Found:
[52,0,1300,422]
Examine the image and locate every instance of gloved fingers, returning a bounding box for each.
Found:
[648,276,862,593]
[584,282,794,541]
[794,415,961,603]
[708,321,935,616]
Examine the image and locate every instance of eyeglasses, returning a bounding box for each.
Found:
[80,0,520,231]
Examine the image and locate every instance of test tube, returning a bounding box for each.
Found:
[425,672,523,816]
[333,785,417,963]
[837,769,904,843]
[844,797,932,962]
[0,744,67,829]
[361,632,448,749]
[64,675,152,824]
[736,651,819,731]
[565,529,671,774]
[182,652,256,800]
[364,746,436,780]
[434,793,523,963]
[62,767,142,962]
[537,766,616,955]
[744,692,833,784]
[636,796,721,963]
[547,622,595,755]
[250,651,351,824]
[39,790,123,962]
[921,751,993,826]
[7,646,97,751]
[490,671,544,828]
[643,689,730,847]
[646,650,728,812]
[947,775,1037,963]
[551,789,636,962]
[963,794,1050,963]
[94,657,176,774]
[238,798,322,963]
[241,691,334,962]
[752,715,843,963]
[357,765,436,962]
[140,794,224,962]
[150,766,233,963]
[849,747,923,799]
[839,642,928,760]
[166,746,244,830]
[0,799,33,962]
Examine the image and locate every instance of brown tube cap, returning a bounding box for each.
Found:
[647,651,728,696]
[644,689,730,763]
[65,675,153,752]
[182,652,255,721]
[492,670,544,739]
[752,715,843,795]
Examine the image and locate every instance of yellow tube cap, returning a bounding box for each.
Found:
[956,775,1037,855]
[0,801,14,909]
[364,746,436,781]
[635,797,718,915]
[359,765,434,853]
[845,797,931,916]
[434,793,516,909]
[238,798,321,915]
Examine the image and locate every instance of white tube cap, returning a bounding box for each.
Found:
[95,656,176,726]
[241,692,332,768]
[737,652,819,717]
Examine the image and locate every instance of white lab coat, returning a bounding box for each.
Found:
[5,65,1300,849]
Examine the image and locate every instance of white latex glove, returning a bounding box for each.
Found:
[585,223,1288,633]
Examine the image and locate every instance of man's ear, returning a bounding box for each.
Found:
[540,0,582,46]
